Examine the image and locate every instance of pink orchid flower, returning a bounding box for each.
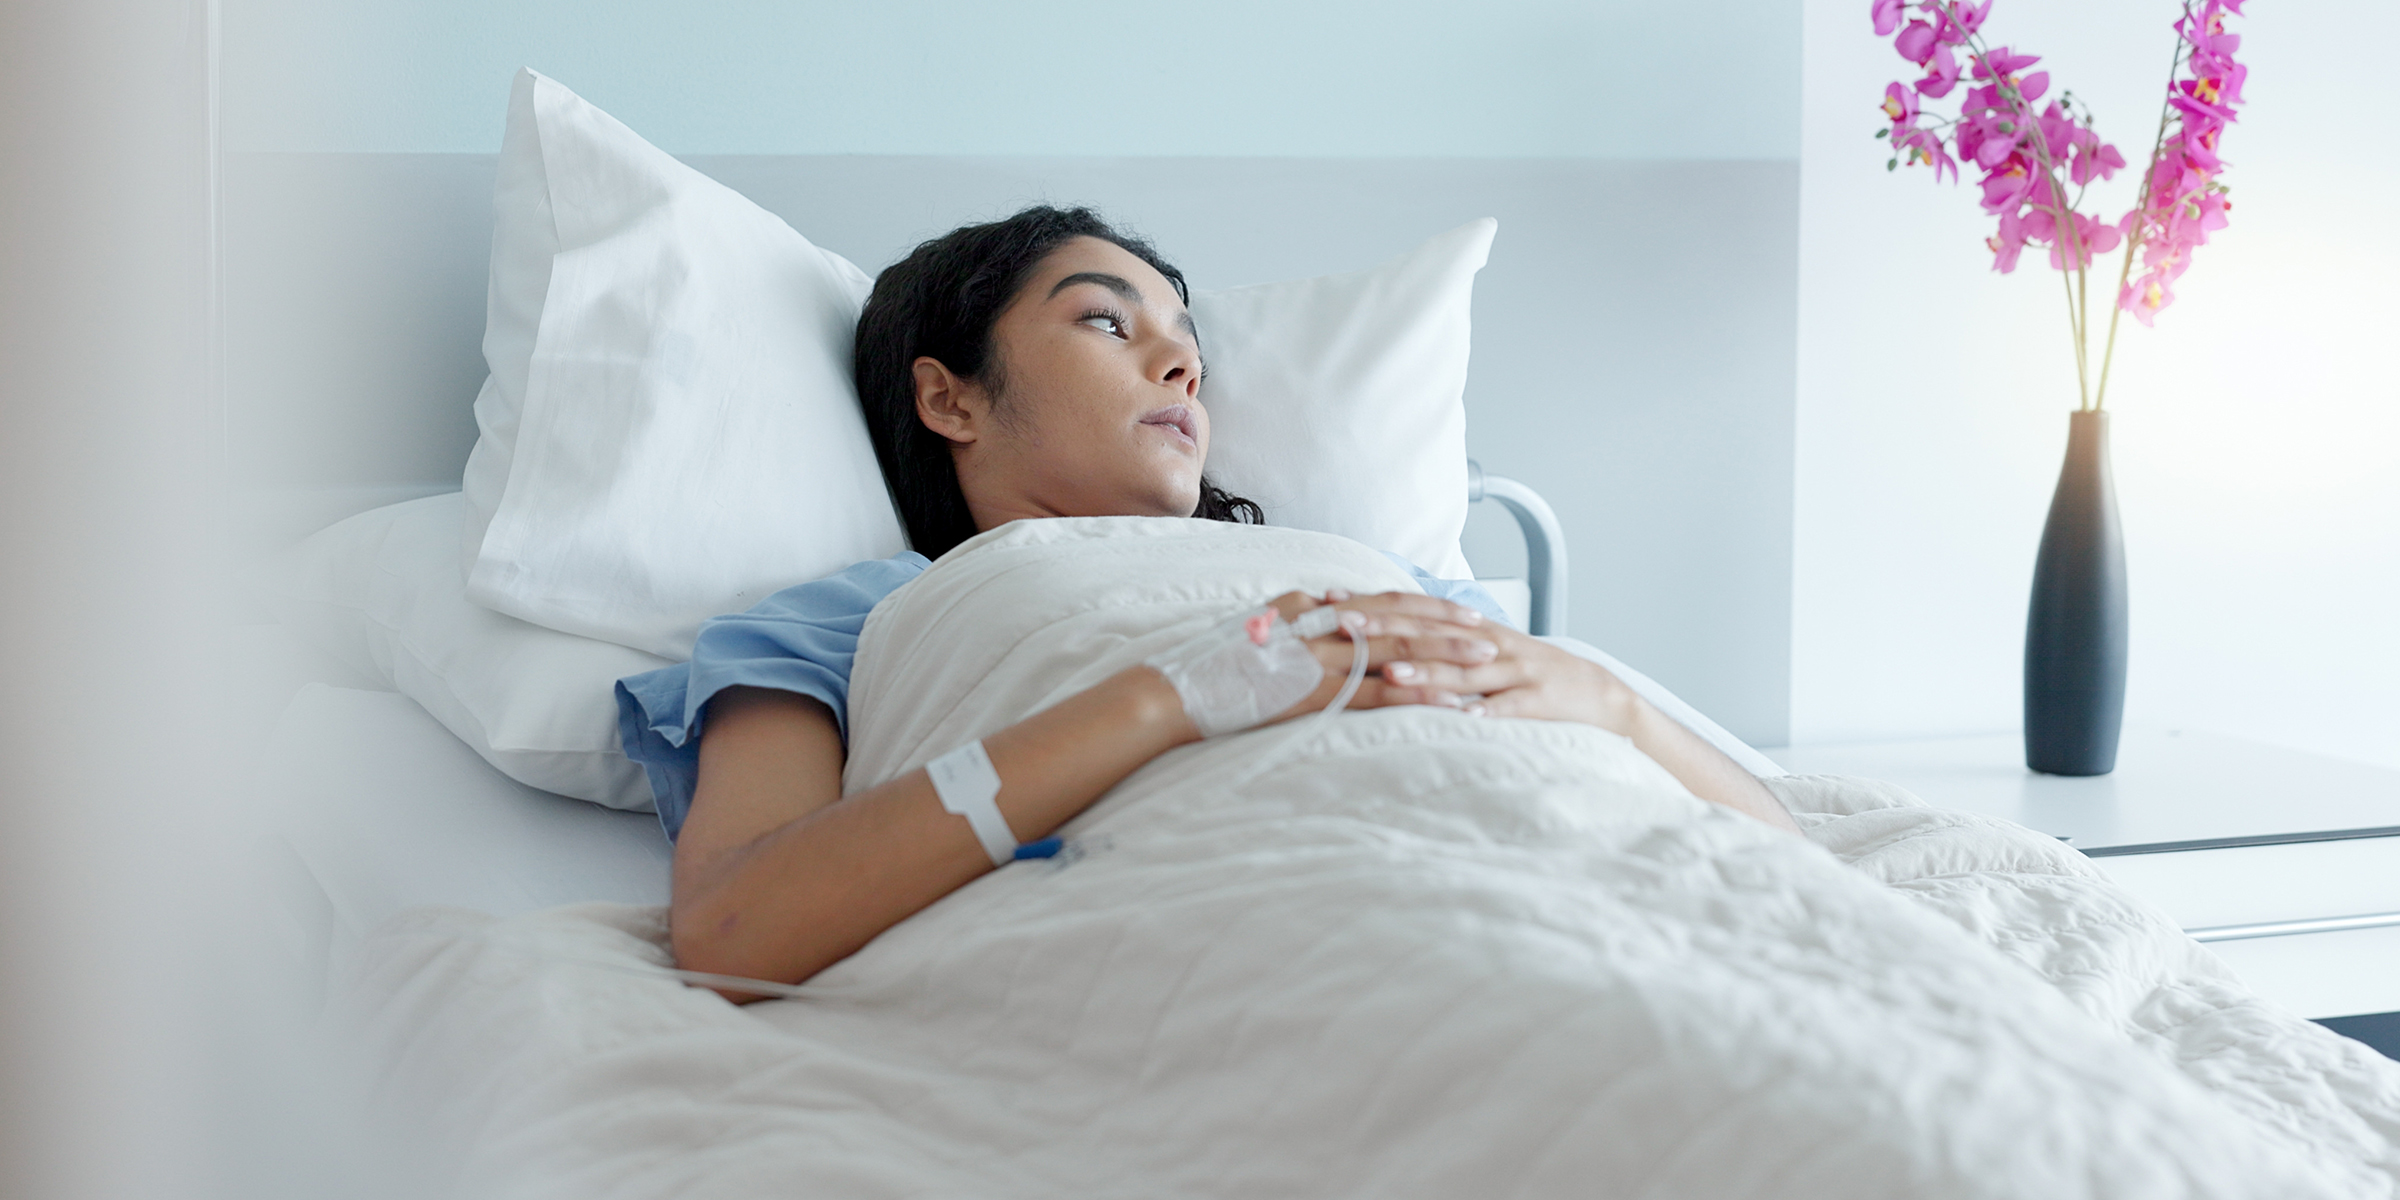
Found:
[1969,118,2020,169]
[1917,43,1963,98]
[1882,81,1920,125]
[1978,159,2035,212]
[1871,0,1906,37]
[2068,132,2126,185]
[1970,46,2041,79]
[1942,0,1993,39]
[2034,102,2076,159]
[2047,212,2124,270]
[1987,231,2026,273]
[1895,19,1940,65]
[1866,0,2247,337]
[2122,274,2175,326]
[1987,208,2030,273]
[2171,73,2244,126]
[2015,202,2056,242]
[1897,127,1959,182]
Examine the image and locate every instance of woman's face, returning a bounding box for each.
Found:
[913,236,1209,531]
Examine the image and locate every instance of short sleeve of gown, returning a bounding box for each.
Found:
[615,552,930,841]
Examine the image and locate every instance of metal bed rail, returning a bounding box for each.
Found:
[1467,459,1568,637]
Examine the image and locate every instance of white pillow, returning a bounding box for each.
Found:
[455,72,555,572]
[461,68,907,660]
[263,492,667,812]
[463,69,1492,662]
[1192,219,1493,580]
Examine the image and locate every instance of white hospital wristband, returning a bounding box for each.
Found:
[926,740,1018,866]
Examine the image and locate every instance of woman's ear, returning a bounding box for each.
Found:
[912,357,984,445]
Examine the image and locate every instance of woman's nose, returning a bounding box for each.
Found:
[1157,348,1203,398]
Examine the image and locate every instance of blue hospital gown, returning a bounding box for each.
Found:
[617,549,1510,841]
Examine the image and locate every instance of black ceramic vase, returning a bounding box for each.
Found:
[2023,410,2128,775]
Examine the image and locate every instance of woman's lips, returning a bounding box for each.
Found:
[1140,404,1197,446]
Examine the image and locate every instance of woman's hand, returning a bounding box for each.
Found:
[1259,589,1509,724]
[1367,615,1640,733]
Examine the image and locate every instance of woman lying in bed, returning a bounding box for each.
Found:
[615,206,1797,997]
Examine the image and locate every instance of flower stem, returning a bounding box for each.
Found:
[1962,11,2088,409]
[2094,4,2193,413]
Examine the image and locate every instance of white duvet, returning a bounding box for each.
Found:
[337,518,2400,1199]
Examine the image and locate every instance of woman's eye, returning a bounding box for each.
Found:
[1079,313,1126,337]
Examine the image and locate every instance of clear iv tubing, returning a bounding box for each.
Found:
[483,606,1374,1003]
[1214,608,1371,794]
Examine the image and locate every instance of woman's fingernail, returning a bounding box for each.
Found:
[1387,662,1417,681]
[1326,588,1352,602]
[1456,608,1483,625]
[1464,702,1487,717]
[1471,640,1497,660]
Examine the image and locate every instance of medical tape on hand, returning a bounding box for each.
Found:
[1145,605,1350,738]
[926,740,1018,866]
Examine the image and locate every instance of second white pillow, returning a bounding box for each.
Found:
[1192,219,1493,580]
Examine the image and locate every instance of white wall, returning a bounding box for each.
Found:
[1795,0,2400,767]
[219,1,1813,744]
[222,0,1797,158]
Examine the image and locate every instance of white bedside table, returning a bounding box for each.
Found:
[1764,729,2400,1046]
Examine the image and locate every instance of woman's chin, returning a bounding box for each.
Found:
[1172,486,1209,519]
[1126,483,1202,521]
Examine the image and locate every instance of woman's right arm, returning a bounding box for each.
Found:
[670,664,1200,999]
[669,592,1500,1000]
[667,588,1488,993]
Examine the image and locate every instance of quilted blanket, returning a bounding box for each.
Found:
[335,517,2400,1198]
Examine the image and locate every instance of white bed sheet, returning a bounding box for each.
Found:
[334,518,2400,1199]
[260,682,670,944]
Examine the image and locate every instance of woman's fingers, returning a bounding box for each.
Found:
[1322,609,1500,654]
[1380,656,1531,697]
[1374,632,1500,668]
[1364,601,1486,635]
[1320,591,1485,634]
[1276,589,1480,634]
[1310,628,1497,673]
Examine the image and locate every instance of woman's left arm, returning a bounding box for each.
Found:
[1368,618,1801,834]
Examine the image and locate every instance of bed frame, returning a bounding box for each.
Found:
[1467,460,1567,637]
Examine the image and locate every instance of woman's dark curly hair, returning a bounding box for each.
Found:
[853,205,1262,558]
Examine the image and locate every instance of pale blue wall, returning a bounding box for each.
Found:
[222,0,1799,158]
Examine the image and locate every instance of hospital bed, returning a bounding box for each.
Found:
[230,75,2399,1200]
[248,462,1744,957]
